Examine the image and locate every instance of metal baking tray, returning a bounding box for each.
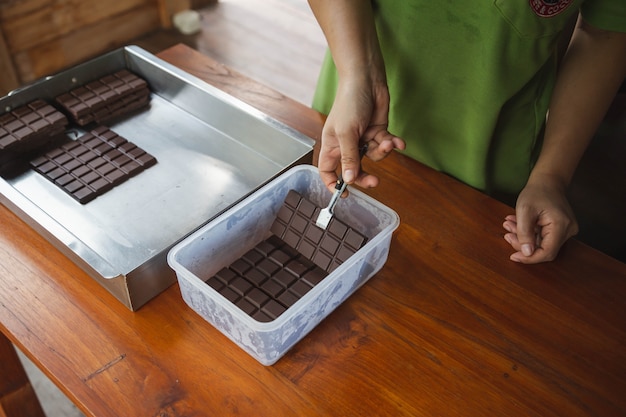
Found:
[0,46,314,310]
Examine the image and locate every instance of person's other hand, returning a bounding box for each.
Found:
[502,175,578,263]
[317,75,405,193]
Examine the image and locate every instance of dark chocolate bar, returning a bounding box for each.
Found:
[270,190,368,273]
[0,100,67,153]
[55,70,150,126]
[205,235,327,323]
[204,190,368,323]
[30,126,157,204]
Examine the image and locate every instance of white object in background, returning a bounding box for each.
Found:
[173,10,202,35]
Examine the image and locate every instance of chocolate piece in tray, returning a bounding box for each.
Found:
[0,99,67,154]
[270,190,368,273]
[205,235,325,323]
[30,126,157,204]
[204,190,368,323]
[55,70,150,126]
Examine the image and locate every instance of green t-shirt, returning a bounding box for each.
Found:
[312,0,626,196]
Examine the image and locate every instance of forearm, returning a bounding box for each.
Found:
[307,0,385,81]
[308,0,404,188]
[530,16,626,187]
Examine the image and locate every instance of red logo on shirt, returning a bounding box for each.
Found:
[529,0,573,17]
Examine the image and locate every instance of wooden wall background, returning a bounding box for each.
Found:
[0,0,214,96]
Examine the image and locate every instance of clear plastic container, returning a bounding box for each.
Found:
[167,164,400,365]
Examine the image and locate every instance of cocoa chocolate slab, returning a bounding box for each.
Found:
[205,235,321,323]
[205,190,368,323]
[0,100,67,153]
[30,126,156,204]
[271,190,368,273]
[55,70,150,126]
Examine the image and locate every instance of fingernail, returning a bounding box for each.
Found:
[522,244,533,257]
[343,169,355,183]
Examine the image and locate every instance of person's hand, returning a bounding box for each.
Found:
[502,174,579,263]
[318,74,405,193]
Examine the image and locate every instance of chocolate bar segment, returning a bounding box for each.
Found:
[55,70,150,126]
[0,100,67,153]
[205,235,321,323]
[204,190,368,323]
[270,190,368,273]
[30,126,156,204]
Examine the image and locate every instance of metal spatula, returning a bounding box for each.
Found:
[315,144,368,230]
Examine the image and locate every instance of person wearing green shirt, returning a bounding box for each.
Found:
[308,0,626,264]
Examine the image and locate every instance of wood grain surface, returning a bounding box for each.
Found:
[0,44,624,417]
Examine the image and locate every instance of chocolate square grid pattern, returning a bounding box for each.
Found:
[270,190,368,273]
[0,100,67,153]
[204,190,368,323]
[205,235,328,323]
[55,70,150,126]
[30,126,157,204]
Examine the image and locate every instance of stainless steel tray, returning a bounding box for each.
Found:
[0,46,314,310]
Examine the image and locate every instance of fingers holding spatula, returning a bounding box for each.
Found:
[315,143,368,230]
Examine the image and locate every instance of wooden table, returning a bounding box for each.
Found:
[1,44,625,417]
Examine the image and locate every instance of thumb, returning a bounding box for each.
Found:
[515,205,539,257]
[340,142,362,184]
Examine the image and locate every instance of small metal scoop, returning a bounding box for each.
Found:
[315,144,367,230]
